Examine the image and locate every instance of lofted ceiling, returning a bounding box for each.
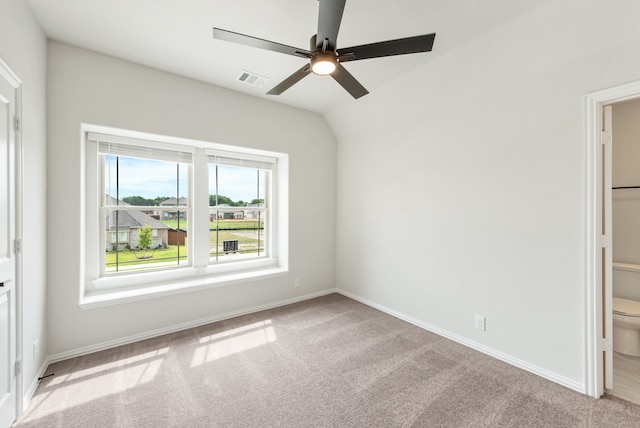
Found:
[26,0,548,114]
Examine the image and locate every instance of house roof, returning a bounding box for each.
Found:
[104,194,130,206]
[159,197,188,206]
[106,210,169,230]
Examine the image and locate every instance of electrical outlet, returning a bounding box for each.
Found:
[33,340,39,362]
[294,277,301,288]
[474,315,486,331]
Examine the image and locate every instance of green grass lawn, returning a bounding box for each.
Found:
[159,219,189,230]
[105,220,266,271]
[209,229,264,256]
[106,245,187,270]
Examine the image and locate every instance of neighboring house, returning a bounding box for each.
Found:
[211,203,244,220]
[105,196,169,250]
[158,197,188,220]
[243,203,264,219]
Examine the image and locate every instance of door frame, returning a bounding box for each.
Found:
[585,80,640,397]
[0,56,23,419]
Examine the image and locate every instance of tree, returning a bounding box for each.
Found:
[123,195,155,206]
[138,224,153,258]
[250,198,264,205]
[153,196,171,206]
[209,194,235,206]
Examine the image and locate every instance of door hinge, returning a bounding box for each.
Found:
[15,359,22,376]
[602,337,613,352]
[14,116,21,133]
[601,130,612,145]
[601,235,611,248]
[14,238,21,254]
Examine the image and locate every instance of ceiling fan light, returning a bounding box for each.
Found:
[311,54,337,75]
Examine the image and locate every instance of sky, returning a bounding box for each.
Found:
[105,156,264,203]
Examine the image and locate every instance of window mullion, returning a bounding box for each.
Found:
[265,167,274,257]
[192,148,210,268]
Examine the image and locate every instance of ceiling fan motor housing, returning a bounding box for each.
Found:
[309,34,338,75]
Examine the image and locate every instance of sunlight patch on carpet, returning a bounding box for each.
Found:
[23,348,169,421]
[191,320,276,366]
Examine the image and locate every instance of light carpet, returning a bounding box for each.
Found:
[13,294,640,427]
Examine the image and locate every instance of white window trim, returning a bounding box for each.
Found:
[80,124,289,309]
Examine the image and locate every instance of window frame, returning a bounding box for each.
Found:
[98,135,194,276]
[81,125,288,309]
[206,150,272,263]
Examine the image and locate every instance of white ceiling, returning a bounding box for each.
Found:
[26,0,548,114]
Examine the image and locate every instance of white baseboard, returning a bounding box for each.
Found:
[335,288,585,394]
[48,288,337,364]
[22,356,51,411]
[42,287,584,398]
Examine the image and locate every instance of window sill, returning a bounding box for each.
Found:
[79,265,288,310]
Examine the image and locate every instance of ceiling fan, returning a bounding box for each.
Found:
[212,0,436,99]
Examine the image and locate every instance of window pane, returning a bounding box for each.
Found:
[104,155,188,207]
[208,164,267,261]
[208,214,265,259]
[103,153,190,274]
[209,164,265,207]
[104,208,188,273]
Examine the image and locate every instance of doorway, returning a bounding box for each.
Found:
[585,80,640,399]
[0,57,21,427]
[607,98,640,403]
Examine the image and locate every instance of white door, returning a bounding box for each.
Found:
[0,62,17,428]
[603,104,614,390]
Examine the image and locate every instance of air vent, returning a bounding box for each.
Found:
[237,71,268,88]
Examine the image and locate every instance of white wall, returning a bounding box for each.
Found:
[46,42,336,356]
[0,0,48,406]
[327,0,640,390]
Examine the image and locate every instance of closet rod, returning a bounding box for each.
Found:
[612,186,640,189]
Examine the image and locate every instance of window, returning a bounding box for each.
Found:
[208,151,271,261]
[109,231,130,244]
[82,127,288,307]
[100,139,191,273]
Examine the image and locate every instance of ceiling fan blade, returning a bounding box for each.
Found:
[338,33,436,62]
[213,28,310,58]
[331,63,369,99]
[267,64,312,95]
[316,0,346,50]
